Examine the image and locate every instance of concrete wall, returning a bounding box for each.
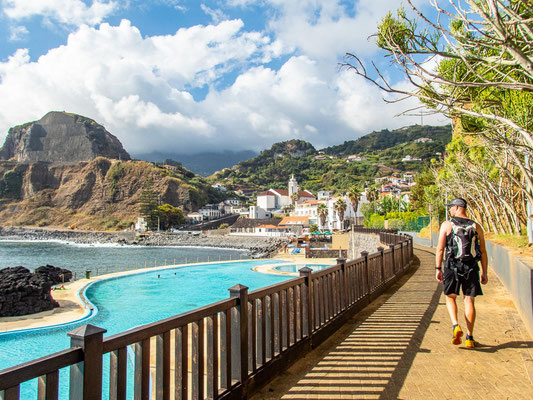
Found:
[485,241,533,337]
[348,232,381,260]
[405,231,533,337]
[307,249,347,259]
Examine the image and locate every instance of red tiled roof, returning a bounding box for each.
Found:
[279,216,310,225]
[257,190,277,196]
[298,190,315,198]
[257,224,287,229]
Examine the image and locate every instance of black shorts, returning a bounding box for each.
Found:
[443,265,483,297]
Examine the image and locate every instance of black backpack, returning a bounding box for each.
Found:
[448,217,481,262]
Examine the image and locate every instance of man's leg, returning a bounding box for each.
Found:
[445,294,459,325]
[464,296,476,336]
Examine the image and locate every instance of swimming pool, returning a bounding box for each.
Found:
[0,259,292,398]
[273,264,332,273]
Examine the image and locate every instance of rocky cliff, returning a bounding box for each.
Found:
[0,111,130,163]
[0,158,214,230]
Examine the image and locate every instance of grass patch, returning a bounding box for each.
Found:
[485,233,529,249]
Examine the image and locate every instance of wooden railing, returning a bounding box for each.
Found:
[0,232,414,400]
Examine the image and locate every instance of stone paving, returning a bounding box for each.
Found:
[252,245,533,400]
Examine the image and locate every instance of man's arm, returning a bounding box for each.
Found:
[435,221,450,282]
[476,223,488,284]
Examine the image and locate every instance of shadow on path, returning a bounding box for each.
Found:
[278,248,441,400]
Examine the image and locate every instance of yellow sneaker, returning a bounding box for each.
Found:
[451,324,463,345]
[465,335,475,348]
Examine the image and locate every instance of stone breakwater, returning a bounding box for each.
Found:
[0,227,287,258]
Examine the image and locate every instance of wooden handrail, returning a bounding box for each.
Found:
[0,348,83,391]
[102,297,237,354]
[248,277,306,300]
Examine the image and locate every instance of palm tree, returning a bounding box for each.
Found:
[334,199,347,230]
[291,193,299,206]
[317,203,328,230]
[347,186,361,226]
[366,187,379,203]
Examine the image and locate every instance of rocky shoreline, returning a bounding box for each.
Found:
[0,227,287,258]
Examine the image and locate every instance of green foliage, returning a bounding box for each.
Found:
[309,224,318,233]
[155,204,184,230]
[139,178,159,229]
[322,125,451,156]
[209,125,451,193]
[218,223,230,230]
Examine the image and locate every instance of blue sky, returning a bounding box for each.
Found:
[0,0,448,154]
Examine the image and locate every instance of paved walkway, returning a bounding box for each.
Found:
[252,246,533,400]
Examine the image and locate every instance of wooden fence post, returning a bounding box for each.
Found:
[299,267,313,338]
[228,284,249,392]
[400,242,404,269]
[336,257,347,310]
[389,244,396,275]
[67,324,107,400]
[361,251,369,295]
[377,246,385,284]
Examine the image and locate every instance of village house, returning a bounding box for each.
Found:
[198,204,222,220]
[402,155,422,162]
[211,183,227,191]
[346,154,367,162]
[187,212,203,223]
[229,218,282,235]
[414,137,433,143]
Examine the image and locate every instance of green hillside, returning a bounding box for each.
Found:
[209,125,452,194]
[323,125,451,155]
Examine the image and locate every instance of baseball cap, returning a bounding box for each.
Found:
[445,198,467,208]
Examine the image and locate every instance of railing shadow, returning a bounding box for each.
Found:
[279,252,441,400]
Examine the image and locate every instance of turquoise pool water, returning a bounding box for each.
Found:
[273,264,331,273]
[0,259,291,398]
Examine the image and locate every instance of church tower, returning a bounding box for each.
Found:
[288,174,299,198]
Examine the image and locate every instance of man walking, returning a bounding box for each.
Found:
[435,198,488,348]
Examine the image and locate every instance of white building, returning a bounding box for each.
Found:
[225,198,241,206]
[211,183,227,191]
[188,212,203,223]
[402,155,422,162]
[198,205,221,220]
[317,190,330,200]
[414,137,433,143]
[346,155,367,162]
[135,217,148,232]
[249,205,271,219]
[256,176,315,212]
[293,200,320,225]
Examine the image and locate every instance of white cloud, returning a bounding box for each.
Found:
[200,4,228,24]
[8,25,28,41]
[0,3,449,156]
[0,19,274,153]
[2,0,118,26]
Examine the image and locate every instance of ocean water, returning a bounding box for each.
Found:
[0,242,293,398]
[0,240,249,278]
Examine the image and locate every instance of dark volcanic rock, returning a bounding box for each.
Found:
[0,111,130,163]
[34,264,73,284]
[0,264,72,317]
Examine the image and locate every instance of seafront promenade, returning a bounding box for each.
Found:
[252,245,533,399]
